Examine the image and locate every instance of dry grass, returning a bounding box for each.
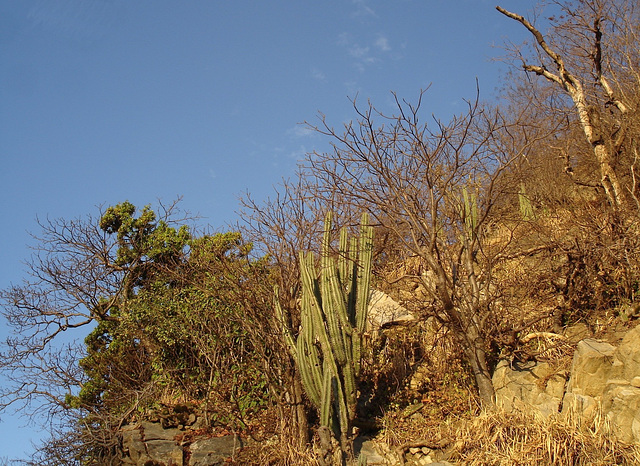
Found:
[436,408,640,465]
[231,433,321,465]
[235,394,640,465]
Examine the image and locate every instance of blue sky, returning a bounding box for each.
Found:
[0,0,536,459]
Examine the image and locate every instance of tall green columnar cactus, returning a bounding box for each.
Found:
[275,212,373,461]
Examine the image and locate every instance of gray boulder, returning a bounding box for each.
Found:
[189,436,244,466]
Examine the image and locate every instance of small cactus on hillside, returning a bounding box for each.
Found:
[518,184,536,221]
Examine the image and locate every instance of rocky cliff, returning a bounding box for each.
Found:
[494,323,640,443]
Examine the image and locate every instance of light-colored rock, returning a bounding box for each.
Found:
[602,383,640,444]
[565,339,617,398]
[561,338,618,422]
[416,456,434,465]
[561,392,600,419]
[368,290,414,330]
[493,360,566,416]
[615,325,640,380]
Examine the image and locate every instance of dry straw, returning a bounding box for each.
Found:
[442,408,640,465]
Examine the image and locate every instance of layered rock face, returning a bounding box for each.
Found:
[118,409,244,465]
[494,324,640,443]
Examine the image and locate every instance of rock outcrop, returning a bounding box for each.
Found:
[494,324,640,443]
[117,408,244,465]
[493,359,567,417]
[563,326,640,443]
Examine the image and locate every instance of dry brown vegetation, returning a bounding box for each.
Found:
[237,387,640,465]
[423,408,639,465]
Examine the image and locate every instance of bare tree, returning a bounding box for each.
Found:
[497,0,640,214]
[0,200,193,457]
[299,90,540,405]
[0,213,120,419]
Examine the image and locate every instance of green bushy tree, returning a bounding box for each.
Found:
[1,201,272,463]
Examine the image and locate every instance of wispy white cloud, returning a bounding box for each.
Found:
[288,145,309,160]
[349,43,373,62]
[351,0,376,18]
[310,67,326,82]
[338,33,372,66]
[375,35,391,52]
[286,124,316,139]
[338,32,392,71]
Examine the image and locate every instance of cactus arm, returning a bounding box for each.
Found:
[353,213,373,377]
[342,356,357,416]
[319,360,334,427]
[334,373,349,440]
[347,236,358,325]
[325,260,354,365]
[355,213,373,335]
[297,330,323,408]
[338,227,350,285]
[322,259,350,366]
[518,183,536,220]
